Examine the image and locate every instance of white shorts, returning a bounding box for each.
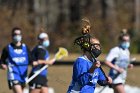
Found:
[112,70,127,84]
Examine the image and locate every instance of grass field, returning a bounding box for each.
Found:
[48,66,140,93]
[0,53,140,93]
[0,65,140,93]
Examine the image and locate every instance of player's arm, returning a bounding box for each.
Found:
[33,58,55,66]
[32,48,55,66]
[105,61,123,72]
[0,46,8,70]
[105,49,124,73]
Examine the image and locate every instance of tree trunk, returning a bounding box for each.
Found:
[104,0,118,45]
[33,0,48,32]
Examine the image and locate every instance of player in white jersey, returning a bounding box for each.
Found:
[105,29,133,93]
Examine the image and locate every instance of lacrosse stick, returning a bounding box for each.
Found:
[26,47,68,84]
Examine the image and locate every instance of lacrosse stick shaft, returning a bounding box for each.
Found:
[99,67,108,80]
[91,53,108,80]
[26,65,49,84]
[98,86,106,93]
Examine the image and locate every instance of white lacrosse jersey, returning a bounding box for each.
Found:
[105,46,130,84]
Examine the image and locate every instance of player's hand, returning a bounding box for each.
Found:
[94,61,101,68]
[128,64,134,69]
[89,61,101,73]
[33,61,39,66]
[116,67,124,73]
[107,76,112,84]
[1,64,7,70]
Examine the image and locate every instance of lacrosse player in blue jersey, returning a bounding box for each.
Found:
[29,32,55,93]
[67,36,112,93]
[0,27,31,93]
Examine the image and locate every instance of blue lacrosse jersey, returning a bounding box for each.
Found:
[67,56,106,93]
[7,44,29,82]
[31,46,49,77]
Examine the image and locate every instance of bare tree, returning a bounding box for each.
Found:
[135,0,140,34]
[33,0,48,32]
[102,0,118,45]
[69,0,80,22]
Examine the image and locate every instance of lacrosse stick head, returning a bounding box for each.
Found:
[74,18,92,51]
[55,47,68,60]
[81,18,91,35]
[74,34,91,51]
